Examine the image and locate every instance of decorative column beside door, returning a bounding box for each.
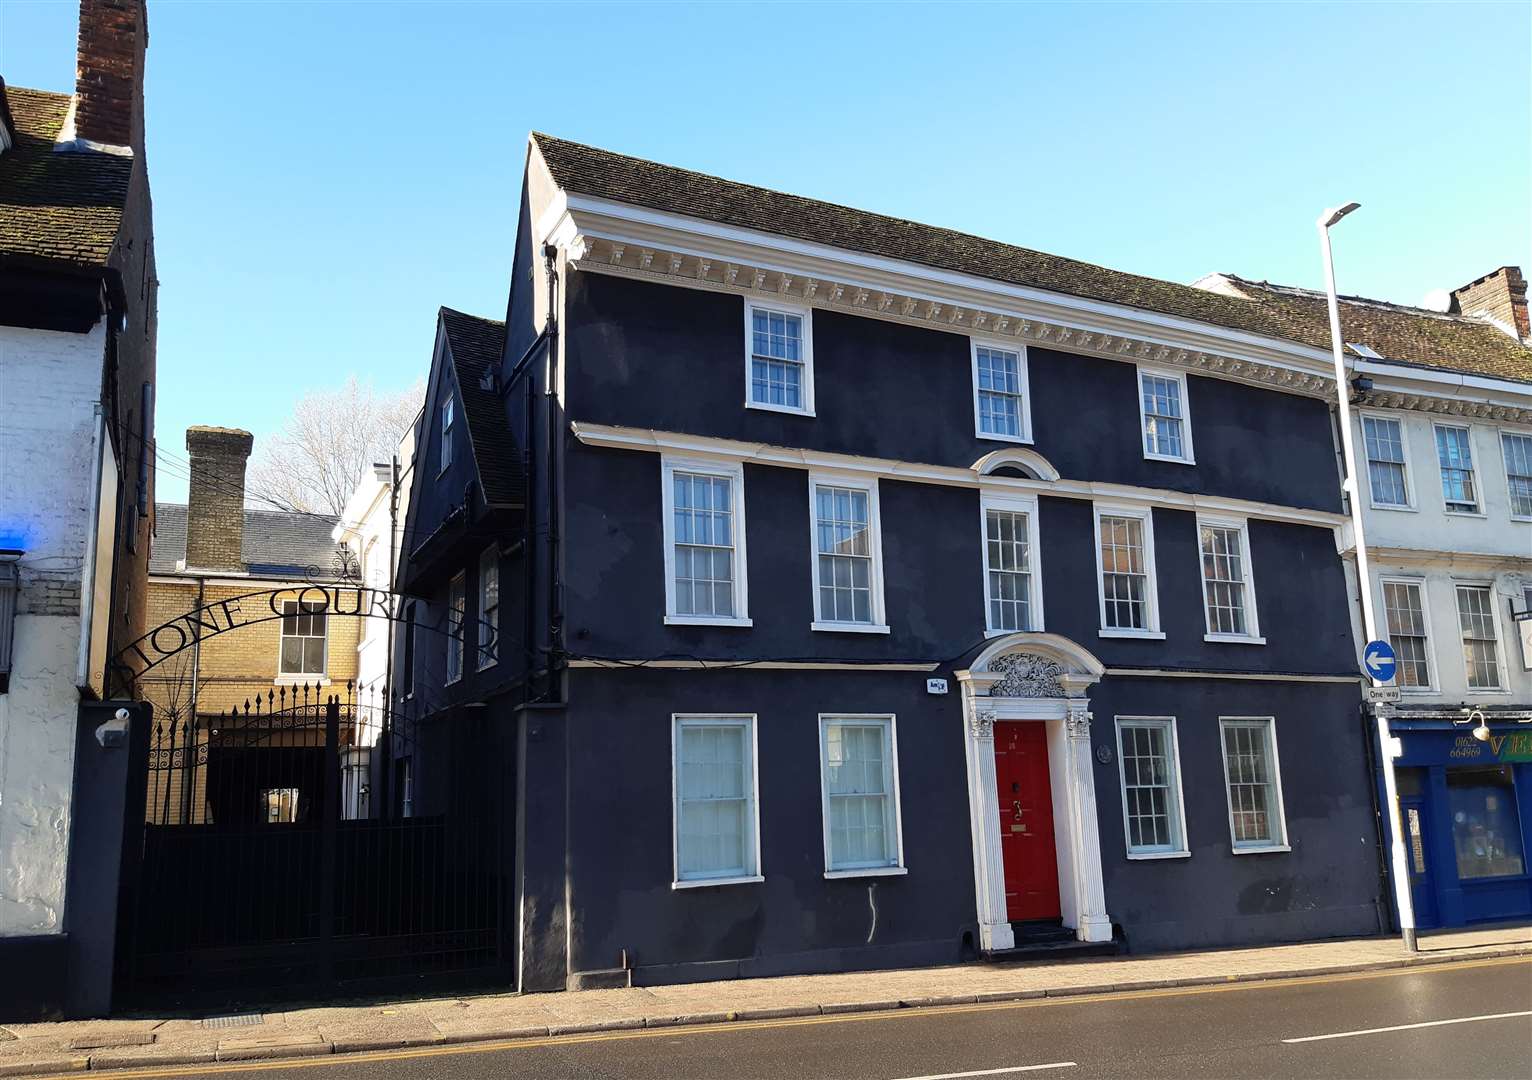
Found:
[1062,695,1113,943]
[966,708,1015,952]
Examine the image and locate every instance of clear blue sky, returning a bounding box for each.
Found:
[4,1,1528,504]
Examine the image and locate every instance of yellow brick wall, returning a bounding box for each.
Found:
[141,577,364,824]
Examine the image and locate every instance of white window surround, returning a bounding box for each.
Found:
[1378,576,1437,694]
[1359,410,1416,512]
[1217,717,1290,854]
[660,455,752,627]
[980,491,1045,637]
[1113,716,1190,859]
[439,393,455,476]
[808,469,890,634]
[1196,514,1265,645]
[817,714,908,879]
[970,338,1033,444]
[1453,580,1508,694]
[277,599,328,680]
[1433,422,1483,517]
[671,713,764,889]
[744,299,815,417]
[1093,503,1164,640]
[1137,366,1195,465]
[1499,427,1532,521]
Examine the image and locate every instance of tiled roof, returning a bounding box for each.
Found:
[531,134,1532,386]
[531,133,1346,352]
[440,306,525,508]
[1205,276,1532,385]
[151,504,347,579]
[0,83,131,270]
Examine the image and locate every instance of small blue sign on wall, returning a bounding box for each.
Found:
[1363,639,1397,683]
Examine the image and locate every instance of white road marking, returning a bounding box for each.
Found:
[893,1064,1078,1080]
[1282,1010,1532,1044]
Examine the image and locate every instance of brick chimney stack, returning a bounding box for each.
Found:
[1451,266,1530,342]
[184,426,253,573]
[73,0,147,151]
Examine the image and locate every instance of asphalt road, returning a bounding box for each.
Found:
[86,957,1532,1080]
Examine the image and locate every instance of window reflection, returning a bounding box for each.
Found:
[1447,766,1525,880]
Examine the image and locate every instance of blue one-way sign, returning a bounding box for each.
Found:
[1363,639,1397,683]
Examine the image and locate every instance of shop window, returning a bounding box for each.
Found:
[1446,765,1525,880]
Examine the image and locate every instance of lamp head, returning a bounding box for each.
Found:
[1319,202,1362,229]
[1464,708,1492,742]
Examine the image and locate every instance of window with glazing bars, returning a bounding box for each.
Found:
[1503,432,1532,518]
[975,346,1025,439]
[815,485,873,623]
[673,471,736,618]
[1117,719,1182,854]
[750,307,805,410]
[477,548,499,669]
[1141,372,1187,459]
[1456,585,1502,690]
[1200,524,1250,636]
[985,508,1033,632]
[1100,514,1149,630]
[1435,425,1478,512]
[1362,416,1409,507]
[279,600,327,675]
[1221,720,1285,848]
[1382,581,1431,688]
[821,717,901,871]
[674,717,756,881]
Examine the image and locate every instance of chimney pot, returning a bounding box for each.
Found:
[1451,266,1530,343]
[184,426,253,574]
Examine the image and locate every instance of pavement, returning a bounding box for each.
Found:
[1,924,1528,1078]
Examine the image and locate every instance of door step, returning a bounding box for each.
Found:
[985,921,1123,961]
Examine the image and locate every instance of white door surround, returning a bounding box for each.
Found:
[955,632,1113,951]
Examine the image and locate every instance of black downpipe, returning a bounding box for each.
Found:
[521,375,536,705]
[1360,702,1394,933]
[540,242,565,705]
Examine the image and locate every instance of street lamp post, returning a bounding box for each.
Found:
[1317,203,1418,952]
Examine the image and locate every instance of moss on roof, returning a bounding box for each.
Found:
[0,84,131,270]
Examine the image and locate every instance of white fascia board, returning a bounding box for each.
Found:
[1353,359,1532,407]
[1357,546,1532,572]
[555,194,1336,379]
[571,421,1347,529]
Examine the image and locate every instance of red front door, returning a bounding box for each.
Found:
[994,722,1060,922]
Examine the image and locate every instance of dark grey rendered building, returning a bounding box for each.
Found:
[395,135,1387,994]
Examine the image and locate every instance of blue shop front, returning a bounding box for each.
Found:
[1385,713,1532,929]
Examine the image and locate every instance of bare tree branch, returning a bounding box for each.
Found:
[248,377,424,517]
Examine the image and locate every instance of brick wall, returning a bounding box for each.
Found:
[73,0,147,150]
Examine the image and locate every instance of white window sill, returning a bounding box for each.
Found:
[664,615,754,628]
[1099,628,1166,640]
[1126,849,1190,861]
[1143,452,1196,466]
[1399,686,1439,695]
[1370,503,1417,513]
[276,674,330,686]
[812,621,892,634]
[1204,633,1267,646]
[746,400,815,418]
[1465,687,1512,696]
[975,430,1033,446]
[825,865,908,880]
[1443,509,1485,518]
[671,874,764,890]
[1232,843,1291,855]
[1511,515,1532,524]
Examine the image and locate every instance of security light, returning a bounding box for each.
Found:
[1319,202,1361,229]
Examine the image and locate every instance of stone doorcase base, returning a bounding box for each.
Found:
[955,633,1113,951]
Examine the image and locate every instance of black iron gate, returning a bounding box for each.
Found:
[117,684,506,1006]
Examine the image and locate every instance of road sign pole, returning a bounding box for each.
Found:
[1318,211,1417,952]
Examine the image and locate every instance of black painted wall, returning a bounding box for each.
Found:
[563,272,1342,513]
[563,443,1358,675]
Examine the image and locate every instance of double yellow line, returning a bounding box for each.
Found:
[35,954,1530,1080]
